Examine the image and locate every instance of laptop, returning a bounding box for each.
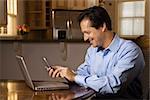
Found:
[16,55,69,91]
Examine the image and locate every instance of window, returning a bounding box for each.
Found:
[0,0,17,36]
[118,0,145,36]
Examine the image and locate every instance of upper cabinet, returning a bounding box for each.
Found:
[24,0,46,30]
[24,0,53,30]
[23,0,52,40]
[52,0,68,9]
[68,0,87,10]
[0,0,7,26]
[52,0,99,10]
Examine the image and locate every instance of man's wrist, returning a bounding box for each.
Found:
[74,75,87,86]
[70,70,76,81]
[71,72,76,82]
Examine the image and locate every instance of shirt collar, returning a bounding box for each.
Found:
[105,34,120,53]
[96,33,120,53]
[97,46,104,52]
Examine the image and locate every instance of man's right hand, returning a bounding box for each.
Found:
[48,66,62,78]
[48,66,76,82]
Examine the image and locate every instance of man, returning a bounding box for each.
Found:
[48,6,145,99]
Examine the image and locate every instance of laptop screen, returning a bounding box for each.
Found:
[16,55,34,89]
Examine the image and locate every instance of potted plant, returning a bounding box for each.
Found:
[16,24,30,39]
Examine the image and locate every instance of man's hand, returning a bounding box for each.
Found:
[48,66,76,82]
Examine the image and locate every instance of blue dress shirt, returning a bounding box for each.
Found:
[75,34,145,96]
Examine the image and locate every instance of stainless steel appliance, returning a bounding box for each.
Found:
[52,10,83,40]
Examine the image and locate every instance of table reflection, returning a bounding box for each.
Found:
[0,80,94,100]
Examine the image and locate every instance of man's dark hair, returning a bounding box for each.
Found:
[78,6,112,30]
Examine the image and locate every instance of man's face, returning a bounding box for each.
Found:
[80,19,106,48]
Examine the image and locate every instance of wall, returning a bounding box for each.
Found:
[145,0,149,36]
[148,0,150,35]
[104,0,116,31]
[0,41,89,81]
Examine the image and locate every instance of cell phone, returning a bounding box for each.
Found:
[42,57,53,70]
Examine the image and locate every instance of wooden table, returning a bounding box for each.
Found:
[0,80,95,100]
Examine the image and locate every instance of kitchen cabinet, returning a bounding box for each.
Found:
[45,1,52,28]
[23,0,98,29]
[0,0,7,26]
[68,0,87,10]
[24,0,46,30]
[45,1,53,40]
[52,0,68,9]
[52,0,99,10]
[24,0,53,40]
[24,0,53,30]
[86,0,99,8]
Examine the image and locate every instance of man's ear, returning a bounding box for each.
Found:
[102,23,106,32]
[84,34,88,41]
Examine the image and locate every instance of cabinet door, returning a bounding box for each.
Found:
[0,0,7,26]
[68,0,87,10]
[24,0,46,30]
[52,0,68,9]
[52,0,99,10]
[87,0,99,8]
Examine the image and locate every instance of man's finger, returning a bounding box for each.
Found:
[49,69,54,77]
[59,72,64,78]
[56,72,60,78]
[52,68,61,78]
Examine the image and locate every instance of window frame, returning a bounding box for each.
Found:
[7,0,17,36]
[117,0,145,38]
[0,0,17,36]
